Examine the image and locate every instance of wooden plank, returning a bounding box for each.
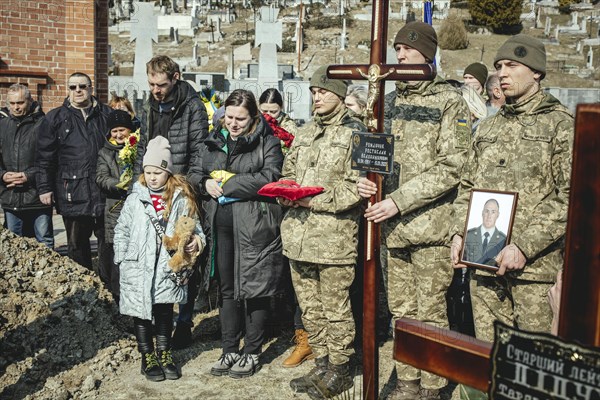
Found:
[0,70,49,79]
[394,318,492,392]
[559,103,600,347]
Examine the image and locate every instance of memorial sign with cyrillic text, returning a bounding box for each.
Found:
[350,132,394,174]
[490,321,600,400]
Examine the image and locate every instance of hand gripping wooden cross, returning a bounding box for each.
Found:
[323,0,436,397]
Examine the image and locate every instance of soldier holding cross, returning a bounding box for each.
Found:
[357,21,471,399]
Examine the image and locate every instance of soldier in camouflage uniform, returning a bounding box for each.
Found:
[450,35,573,344]
[357,22,471,400]
[279,66,366,399]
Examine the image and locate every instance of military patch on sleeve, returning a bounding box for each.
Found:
[455,118,470,148]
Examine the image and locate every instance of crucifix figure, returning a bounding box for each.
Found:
[325,2,445,397]
[357,64,395,130]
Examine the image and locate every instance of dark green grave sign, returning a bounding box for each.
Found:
[350,132,394,174]
[490,321,600,400]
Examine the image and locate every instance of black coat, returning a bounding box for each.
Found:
[96,137,128,243]
[188,117,285,300]
[0,103,49,211]
[36,97,111,217]
[135,80,209,178]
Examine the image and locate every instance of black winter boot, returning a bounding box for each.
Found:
[134,317,165,382]
[290,356,329,393]
[158,350,181,380]
[307,362,353,399]
[154,303,179,379]
[172,324,192,350]
[141,352,165,382]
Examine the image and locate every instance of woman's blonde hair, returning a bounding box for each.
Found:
[138,173,199,220]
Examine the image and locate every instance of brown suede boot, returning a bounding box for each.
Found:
[388,379,420,400]
[282,329,315,368]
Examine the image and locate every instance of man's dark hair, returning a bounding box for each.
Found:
[68,72,92,86]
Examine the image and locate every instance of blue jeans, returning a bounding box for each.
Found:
[4,208,54,249]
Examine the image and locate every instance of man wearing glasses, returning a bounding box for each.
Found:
[36,72,111,271]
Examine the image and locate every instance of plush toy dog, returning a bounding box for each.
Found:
[163,216,198,273]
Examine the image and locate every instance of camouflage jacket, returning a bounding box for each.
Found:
[452,90,574,282]
[280,104,365,265]
[382,75,471,248]
[277,112,299,136]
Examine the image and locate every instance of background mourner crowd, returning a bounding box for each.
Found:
[0,6,581,399]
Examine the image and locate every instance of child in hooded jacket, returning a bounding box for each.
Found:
[113,136,205,381]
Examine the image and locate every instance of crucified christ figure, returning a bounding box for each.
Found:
[358,64,395,130]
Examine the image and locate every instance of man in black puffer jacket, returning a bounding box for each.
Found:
[36,72,111,270]
[136,55,209,176]
[0,84,53,248]
[135,55,209,349]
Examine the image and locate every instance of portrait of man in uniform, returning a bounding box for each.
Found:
[461,191,517,269]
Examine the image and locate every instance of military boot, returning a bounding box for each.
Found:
[282,329,315,368]
[388,379,421,400]
[419,387,441,400]
[289,355,329,393]
[306,362,353,399]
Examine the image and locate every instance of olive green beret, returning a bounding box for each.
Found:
[393,21,438,61]
[494,34,546,79]
[309,66,347,99]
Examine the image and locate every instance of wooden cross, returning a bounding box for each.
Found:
[393,104,600,392]
[324,1,435,398]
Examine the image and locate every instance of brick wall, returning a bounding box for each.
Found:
[0,0,109,112]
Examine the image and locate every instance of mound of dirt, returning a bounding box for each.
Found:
[0,229,136,400]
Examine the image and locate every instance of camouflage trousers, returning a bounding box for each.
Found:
[388,246,453,390]
[289,260,355,365]
[470,274,553,342]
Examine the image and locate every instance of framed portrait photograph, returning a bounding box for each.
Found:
[460,189,518,271]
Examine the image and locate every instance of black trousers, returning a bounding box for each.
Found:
[99,244,120,305]
[133,303,174,354]
[215,219,268,355]
[62,215,106,272]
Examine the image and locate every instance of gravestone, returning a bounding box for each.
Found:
[545,17,552,36]
[255,6,282,83]
[130,2,158,96]
[215,18,223,42]
[340,18,347,51]
[193,41,199,66]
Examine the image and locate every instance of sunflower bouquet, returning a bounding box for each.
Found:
[115,129,140,190]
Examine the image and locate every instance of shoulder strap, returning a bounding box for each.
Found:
[147,212,176,257]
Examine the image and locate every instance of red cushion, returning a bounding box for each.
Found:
[258,180,324,201]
